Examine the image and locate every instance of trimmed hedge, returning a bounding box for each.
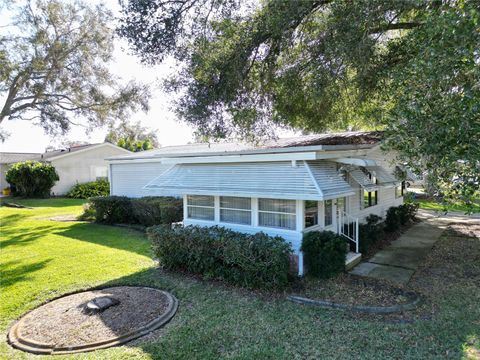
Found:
[301,231,347,278]
[385,203,418,232]
[5,161,59,197]
[148,225,292,289]
[358,214,384,254]
[67,179,110,199]
[88,196,183,226]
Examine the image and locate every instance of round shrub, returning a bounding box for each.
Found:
[5,161,59,197]
[358,214,384,253]
[89,196,133,224]
[385,206,401,232]
[148,225,292,289]
[67,179,110,199]
[301,231,347,278]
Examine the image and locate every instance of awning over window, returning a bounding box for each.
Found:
[364,166,399,187]
[144,160,355,201]
[346,168,379,192]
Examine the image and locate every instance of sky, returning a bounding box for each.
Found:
[0,0,197,153]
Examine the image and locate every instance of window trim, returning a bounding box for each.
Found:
[219,196,252,225]
[186,195,215,221]
[258,198,297,230]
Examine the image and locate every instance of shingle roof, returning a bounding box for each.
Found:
[111,131,382,160]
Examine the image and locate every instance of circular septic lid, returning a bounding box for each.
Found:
[8,286,178,355]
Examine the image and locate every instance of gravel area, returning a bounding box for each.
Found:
[15,287,169,348]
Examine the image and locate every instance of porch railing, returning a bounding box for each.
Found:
[337,211,359,253]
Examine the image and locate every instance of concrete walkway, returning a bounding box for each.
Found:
[349,211,452,286]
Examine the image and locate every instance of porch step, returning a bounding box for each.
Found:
[345,252,362,271]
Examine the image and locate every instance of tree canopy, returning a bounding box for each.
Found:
[0,0,150,137]
[105,121,159,152]
[118,0,480,208]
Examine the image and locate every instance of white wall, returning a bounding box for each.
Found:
[51,145,129,195]
[0,164,10,190]
[110,162,174,198]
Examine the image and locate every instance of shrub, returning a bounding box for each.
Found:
[89,196,133,224]
[86,195,183,226]
[5,161,59,197]
[397,203,419,225]
[358,214,384,253]
[77,203,96,221]
[148,225,292,289]
[301,231,347,278]
[385,207,401,232]
[67,179,110,199]
[131,197,183,226]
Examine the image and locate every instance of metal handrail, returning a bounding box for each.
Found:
[338,211,359,253]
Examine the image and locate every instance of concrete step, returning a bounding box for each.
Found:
[345,252,362,271]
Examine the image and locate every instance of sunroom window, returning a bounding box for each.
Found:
[324,199,333,226]
[220,196,251,225]
[304,200,318,228]
[258,199,296,230]
[186,195,215,221]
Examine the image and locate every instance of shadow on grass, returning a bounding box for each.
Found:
[1,224,57,249]
[54,222,150,257]
[1,259,52,288]
[1,197,86,208]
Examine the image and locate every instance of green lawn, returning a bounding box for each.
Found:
[1,198,479,359]
[416,198,480,214]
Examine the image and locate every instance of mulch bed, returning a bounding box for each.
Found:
[11,287,170,349]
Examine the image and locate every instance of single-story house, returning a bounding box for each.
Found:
[107,131,415,275]
[1,142,131,195]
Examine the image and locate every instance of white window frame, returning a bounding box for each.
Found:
[258,198,297,230]
[186,195,215,221]
[219,196,252,225]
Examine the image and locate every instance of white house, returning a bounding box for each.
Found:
[1,142,131,195]
[107,131,413,275]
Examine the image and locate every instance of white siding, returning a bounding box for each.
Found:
[51,145,129,195]
[110,162,174,198]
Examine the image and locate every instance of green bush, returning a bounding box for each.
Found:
[90,196,133,224]
[77,203,96,221]
[148,225,292,289]
[385,207,401,232]
[5,161,59,197]
[87,196,183,226]
[397,203,419,225]
[358,214,384,253]
[131,197,183,226]
[301,231,347,278]
[67,179,110,199]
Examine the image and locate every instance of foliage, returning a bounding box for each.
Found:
[131,197,183,226]
[301,231,346,278]
[2,198,480,359]
[148,225,292,289]
[358,214,384,254]
[105,120,159,152]
[385,203,418,232]
[118,0,480,207]
[397,203,419,226]
[88,196,183,226]
[5,160,58,197]
[66,179,110,199]
[77,202,96,221]
[89,196,133,224]
[0,0,150,137]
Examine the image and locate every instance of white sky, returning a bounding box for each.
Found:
[0,0,196,153]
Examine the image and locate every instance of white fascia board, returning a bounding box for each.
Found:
[314,149,370,160]
[333,157,377,166]
[160,152,319,164]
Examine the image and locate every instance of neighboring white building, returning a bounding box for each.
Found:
[0,143,131,195]
[107,131,414,275]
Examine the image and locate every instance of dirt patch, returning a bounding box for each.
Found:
[9,286,177,353]
[296,274,409,307]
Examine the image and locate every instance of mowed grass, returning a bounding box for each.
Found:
[1,198,479,359]
[416,197,480,214]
